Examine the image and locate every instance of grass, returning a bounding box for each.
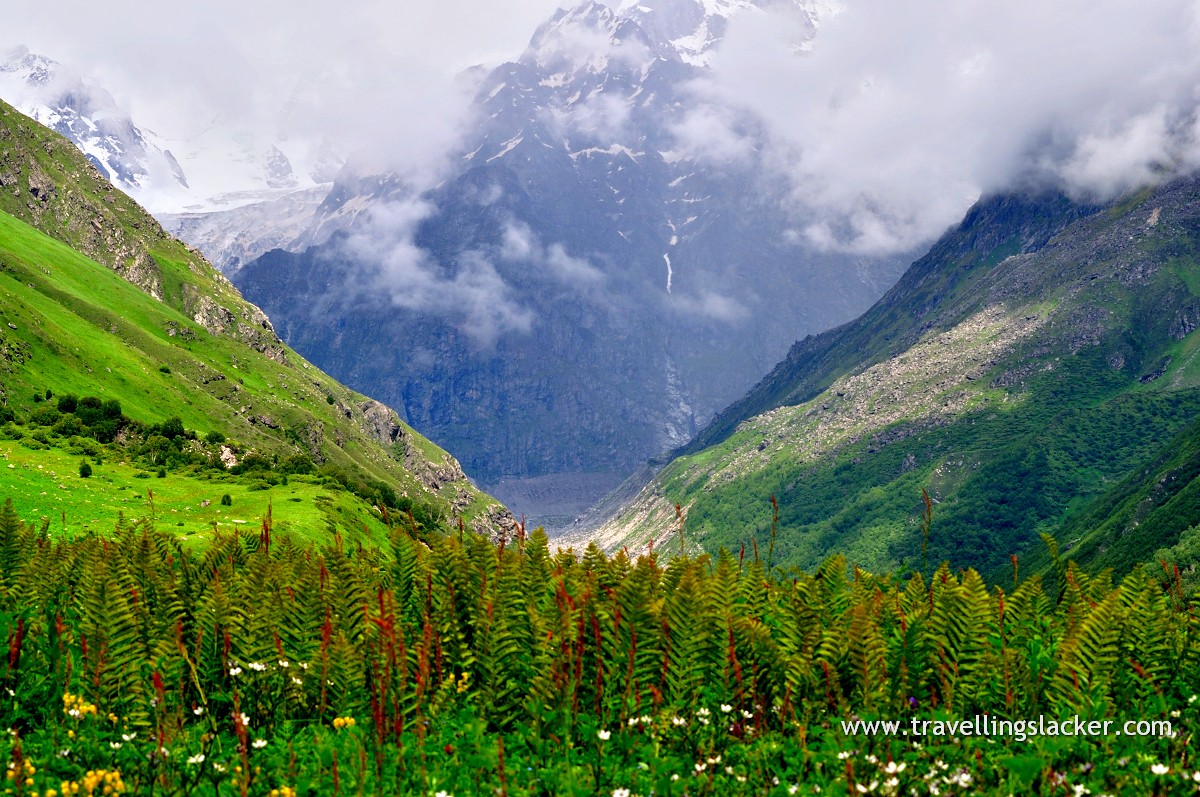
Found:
[0,441,391,548]
[0,207,495,528]
[0,98,502,534]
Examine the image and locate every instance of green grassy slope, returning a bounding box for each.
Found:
[596,179,1200,581]
[0,99,510,539]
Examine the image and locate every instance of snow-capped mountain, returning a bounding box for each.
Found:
[0,46,344,220]
[233,0,902,528]
[0,47,189,200]
[231,0,904,529]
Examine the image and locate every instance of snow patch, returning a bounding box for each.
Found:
[487,134,525,163]
[568,144,644,161]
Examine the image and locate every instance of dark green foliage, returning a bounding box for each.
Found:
[26,404,59,426]
[155,416,185,440]
[78,461,91,478]
[220,494,232,506]
[205,430,226,445]
[0,504,1193,795]
[279,453,314,475]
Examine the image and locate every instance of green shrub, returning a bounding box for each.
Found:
[78,461,91,478]
[27,405,59,426]
[205,430,226,445]
[156,416,185,440]
[220,494,232,506]
[52,414,84,437]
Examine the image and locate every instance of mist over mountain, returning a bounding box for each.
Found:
[0,46,345,222]
[233,0,906,527]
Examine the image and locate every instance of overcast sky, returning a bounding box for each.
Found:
[4,0,565,188]
[8,0,1200,254]
[702,0,1200,252]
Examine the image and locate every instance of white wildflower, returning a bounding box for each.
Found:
[187,754,205,765]
[597,729,611,741]
[253,739,267,749]
[1150,763,1169,776]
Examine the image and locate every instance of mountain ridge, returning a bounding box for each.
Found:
[590,175,1200,581]
[232,0,904,528]
[0,97,512,539]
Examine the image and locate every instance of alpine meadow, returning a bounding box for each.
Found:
[3,0,1200,795]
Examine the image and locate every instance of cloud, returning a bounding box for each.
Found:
[339,199,534,347]
[669,103,759,165]
[333,207,603,348]
[3,0,565,194]
[668,290,749,323]
[499,220,606,286]
[690,0,1200,253]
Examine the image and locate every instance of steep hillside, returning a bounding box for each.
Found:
[593,178,1200,579]
[0,98,510,539]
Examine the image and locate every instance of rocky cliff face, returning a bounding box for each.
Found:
[235,0,905,528]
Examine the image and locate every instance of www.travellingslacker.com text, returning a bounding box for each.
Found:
[841,715,1175,744]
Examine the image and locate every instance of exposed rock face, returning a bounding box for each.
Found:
[471,503,521,545]
[359,399,403,446]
